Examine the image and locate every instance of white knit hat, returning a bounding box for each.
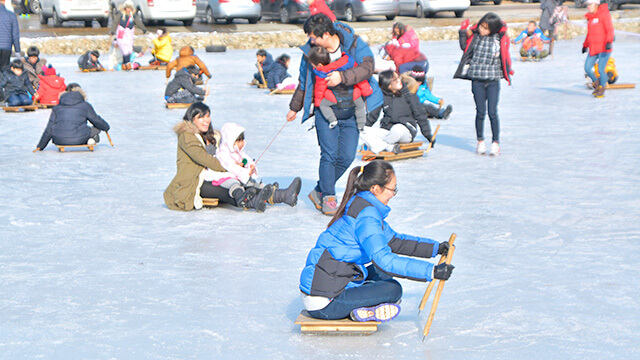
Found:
[586,0,600,5]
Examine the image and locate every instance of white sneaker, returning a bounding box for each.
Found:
[490,142,500,156]
[87,138,96,145]
[476,141,486,155]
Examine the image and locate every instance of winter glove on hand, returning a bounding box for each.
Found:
[433,263,455,281]
[438,242,450,256]
[605,42,612,50]
[582,46,587,54]
[460,19,470,30]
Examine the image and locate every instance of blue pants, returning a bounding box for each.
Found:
[307,265,403,320]
[314,109,359,197]
[7,93,33,107]
[472,80,500,144]
[584,51,612,87]
[398,59,429,75]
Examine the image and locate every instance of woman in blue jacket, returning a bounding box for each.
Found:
[299,160,454,322]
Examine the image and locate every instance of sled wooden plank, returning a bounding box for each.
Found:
[607,83,635,89]
[56,144,95,152]
[269,89,295,95]
[362,149,425,161]
[3,105,38,112]
[34,103,55,109]
[398,141,424,151]
[138,65,166,70]
[295,312,379,333]
[81,68,104,72]
[427,77,434,91]
[166,103,193,109]
[202,198,219,207]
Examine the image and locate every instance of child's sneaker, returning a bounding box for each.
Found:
[308,189,322,211]
[476,140,486,155]
[350,303,401,322]
[490,142,500,156]
[321,195,338,216]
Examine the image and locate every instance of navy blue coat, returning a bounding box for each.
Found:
[0,4,20,52]
[0,70,35,96]
[266,59,290,90]
[299,191,439,298]
[37,91,110,149]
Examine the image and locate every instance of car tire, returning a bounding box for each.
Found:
[574,0,585,8]
[206,7,215,24]
[138,9,150,26]
[493,0,502,4]
[386,15,396,21]
[183,19,193,26]
[85,20,93,27]
[30,0,41,14]
[225,18,233,24]
[345,6,355,22]
[454,10,464,18]
[52,9,62,27]
[206,45,227,53]
[98,17,108,27]
[607,1,618,11]
[279,7,290,24]
[39,14,48,25]
[248,17,259,24]
[416,3,424,18]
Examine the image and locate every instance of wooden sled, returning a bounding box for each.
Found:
[269,88,295,95]
[607,83,635,90]
[295,311,379,334]
[361,148,425,162]
[3,105,38,112]
[165,102,192,109]
[195,79,204,86]
[80,68,105,72]
[138,64,166,71]
[55,144,95,152]
[202,198,219,207]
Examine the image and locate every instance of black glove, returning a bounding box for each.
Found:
[582,47,587,54]
[438,242,450,256]
[605,42,612,50]
[433,263,455,280]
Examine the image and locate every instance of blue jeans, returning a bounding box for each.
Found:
[584,51,612,86]
[307,265,403,320]
[314,109,359,197]
[472,80,500,144]
[7,93,33,107]
[398,58,429,75]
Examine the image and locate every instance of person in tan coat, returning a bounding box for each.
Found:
[165,46,211,80]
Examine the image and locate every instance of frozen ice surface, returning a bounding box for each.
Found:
[1,37,639,359]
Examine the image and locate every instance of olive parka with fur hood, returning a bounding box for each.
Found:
[164,121,225,211]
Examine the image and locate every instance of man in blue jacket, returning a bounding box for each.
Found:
[286,14,383,216]
[0,0,21,72]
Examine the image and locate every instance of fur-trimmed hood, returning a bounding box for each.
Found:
[173,120,200,135]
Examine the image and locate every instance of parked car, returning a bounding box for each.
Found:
[39,0,110,27]
[260,0,309,24]
[110,0,196,26]
[11,0,41,14]
[328,0,399,22]
[470,0,502,4]
[196,0,261,24]
[399,0,470,18]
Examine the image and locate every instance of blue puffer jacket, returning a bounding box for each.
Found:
[299,191,439,298]
[36,91,110,149]
[289,21,383,123]
[266,58,290,90]
[0,4,20,52]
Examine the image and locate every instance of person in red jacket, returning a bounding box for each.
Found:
[308,0,336,22]
[309,46,372,130]
[36,65,66,105]
[582,0,614,98]
[383,42,428,75]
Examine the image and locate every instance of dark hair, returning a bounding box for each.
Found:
[528,20,537,26]
[185,65,200,76]
[10,59,24,70]
[303,14,336,38]
[236,132,245,142]
[66,82,81,91]
[277,53,290,67]
[308,46,330,67]
[90,50,100,58]
[158,27,167,35]
[183,102,216,146]
[27,46,40,57]
[328,161,395,227]
[378,70,400,95]
[392,22,406,38]
[478,12,503,36]
[256,49,267,57]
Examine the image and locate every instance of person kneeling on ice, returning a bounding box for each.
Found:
[165,65,209,104]
[512,21,550,61]
[1,59,37,106]
[299,161,454,322]
[361,70,435,155]
[149,27,173,65]
[77,50,104,71]
[34,83,110,151]
[202,122,302,212]
[36,65,66,105]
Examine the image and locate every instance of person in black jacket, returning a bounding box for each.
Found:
[165,65,209,104]
[360,70,433,154]
[1,59,36,106]
[34,83,110,151]
[77,50,104,71]
[266,54,291,90]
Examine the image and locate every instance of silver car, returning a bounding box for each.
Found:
[196,0,261,24]
[39,0,110,27]
[399,0,469,18]
[328,0,399,22]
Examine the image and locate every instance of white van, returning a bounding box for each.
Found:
[39,0,111,27]
[111,0,196,26]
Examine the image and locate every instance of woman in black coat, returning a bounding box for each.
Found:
[35,83,110,151]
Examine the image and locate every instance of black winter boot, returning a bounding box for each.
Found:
[269,177,301,207]
[245,184,275,213]
[232,187,256,208]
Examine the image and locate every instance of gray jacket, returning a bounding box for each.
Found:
[164,68,205,97]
